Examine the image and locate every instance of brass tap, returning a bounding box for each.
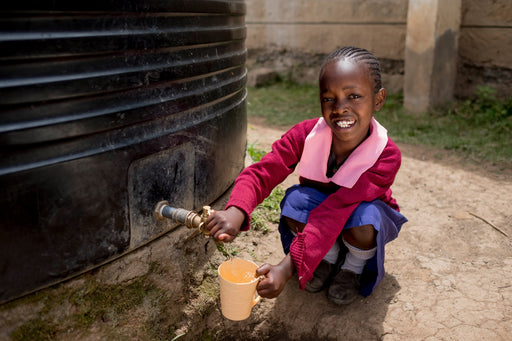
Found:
[155,201,213,236]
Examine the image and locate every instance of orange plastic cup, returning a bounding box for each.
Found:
[218,258,262,321]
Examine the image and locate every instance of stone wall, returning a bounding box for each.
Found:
[246,0,408,94]
[457,0,512,98]
[246,0,512,99]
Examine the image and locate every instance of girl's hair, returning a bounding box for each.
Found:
[319,46,383,94]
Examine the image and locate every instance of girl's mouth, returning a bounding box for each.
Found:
[336,119,355,128]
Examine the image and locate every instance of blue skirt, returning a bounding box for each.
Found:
[278,184,408,296]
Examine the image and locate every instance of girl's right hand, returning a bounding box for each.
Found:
[206,206,245,242]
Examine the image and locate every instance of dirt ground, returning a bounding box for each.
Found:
[1,120,511,340]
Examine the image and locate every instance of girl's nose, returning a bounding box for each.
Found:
[333,99,348,112]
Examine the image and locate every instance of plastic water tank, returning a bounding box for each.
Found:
[0,0,247,302]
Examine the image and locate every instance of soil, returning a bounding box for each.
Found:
[1,119,511,340]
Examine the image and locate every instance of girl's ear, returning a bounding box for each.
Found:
[375,88,386,111]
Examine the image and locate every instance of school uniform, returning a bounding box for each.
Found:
[226,117,407,296]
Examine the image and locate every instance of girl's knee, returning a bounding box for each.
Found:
[284,216,306,234]
[342,224,376,250]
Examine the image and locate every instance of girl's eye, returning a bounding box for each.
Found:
[348,94,361,100]
[321,97,334,103]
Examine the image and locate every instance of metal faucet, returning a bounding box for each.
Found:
[154,200,214,236]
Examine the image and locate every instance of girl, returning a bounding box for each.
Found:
[207,46,407,304]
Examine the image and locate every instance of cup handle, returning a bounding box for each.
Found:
[252,275,265,307]
[252,292,262,307]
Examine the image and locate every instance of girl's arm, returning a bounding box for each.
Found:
[206,119,317,243]
[223,119,318,231]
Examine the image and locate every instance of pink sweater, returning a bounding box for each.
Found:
[226,118,401,289]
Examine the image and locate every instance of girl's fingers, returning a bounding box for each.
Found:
[207,223,220,237]
[218,233,231,242]
[256,264,271,276]
[256,279,277,298]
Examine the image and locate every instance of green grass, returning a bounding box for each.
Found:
[68,277,154,329]
[247,81,319,126]
[250,187,286,232]
[215,241,240,258]
[10,317,58,341]
[247,143,286,232]
[247,142,268,163]
[247,83,512,169]
[376,87,512,168]
[9,272,171,341]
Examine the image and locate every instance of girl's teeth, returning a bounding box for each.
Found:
[336,120,355,128]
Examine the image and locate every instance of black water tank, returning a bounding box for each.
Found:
[0,0,247,303]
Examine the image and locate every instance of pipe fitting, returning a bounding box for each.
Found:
[154,201,213,236]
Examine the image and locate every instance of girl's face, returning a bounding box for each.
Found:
[319,59,385,149]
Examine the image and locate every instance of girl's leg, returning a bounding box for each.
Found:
[342,224,376,250]
[277,185,328,255]
[328,225,378,305]
[327,199,408,305]
[340,225,377,273]
[283,216,339,292]
[284,216,305,234]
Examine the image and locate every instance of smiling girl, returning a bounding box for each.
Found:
[207,46,407,305]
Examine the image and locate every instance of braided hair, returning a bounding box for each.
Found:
[319,46,383,94]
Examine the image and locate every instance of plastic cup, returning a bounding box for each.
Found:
[218,258,262,321]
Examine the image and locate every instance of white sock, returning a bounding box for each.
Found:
[323,241,340,264]
[340,238,376,274]
[289,229,340,264]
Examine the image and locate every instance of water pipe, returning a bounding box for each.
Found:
[154,200,214,236]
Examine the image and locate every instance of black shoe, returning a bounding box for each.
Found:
[327,270,360,305]
[305,260,334,293]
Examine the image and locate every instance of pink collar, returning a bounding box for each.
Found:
[297,117,388,188]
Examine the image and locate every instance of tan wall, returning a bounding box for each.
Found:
[246,0,512,98]
[246,0,407,59]
[245,0,408,93]
[460,0,512,68]
[457,0,512,98]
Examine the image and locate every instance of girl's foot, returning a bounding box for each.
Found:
[305,260,334,293]
[327,270,360,304]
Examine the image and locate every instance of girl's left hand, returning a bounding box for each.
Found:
[256,254,295,298]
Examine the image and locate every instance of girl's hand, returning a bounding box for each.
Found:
[256,254,295,298]
[206,206,245,242]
